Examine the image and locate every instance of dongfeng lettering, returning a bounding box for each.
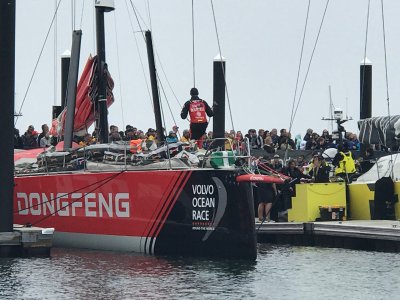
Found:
[16,192,130,218]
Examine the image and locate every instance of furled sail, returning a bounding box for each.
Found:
[50,55,114,137]
[358,116,400,148]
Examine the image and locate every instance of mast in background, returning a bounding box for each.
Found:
[360,57,372,156]
[95,0,115,143]
[63,31,82,150]
[360,58,372,120]
[0,0,15,237]
[61,50,71,109]
[212,54,226,140]
[145,30,165,142]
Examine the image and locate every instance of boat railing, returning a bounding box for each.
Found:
[14,137,253,175]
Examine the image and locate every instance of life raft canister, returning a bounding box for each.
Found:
[130,139,143,153]
[335,151,356,174]
[189,100,207,123]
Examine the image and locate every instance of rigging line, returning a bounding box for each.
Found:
[360,0,371,121]
[288,0,311,135]
[125,0,153,109]
[144,0,182,117]
[380,0,395,177]
[192,0,196,87]
[92,1,96,53]
[146,0,152,30]
[143,0,181,118]
[143,0,182,109]
[54,0,58,107]
[155,49,183,108]
[129,0,149,38]
[79,0,85,30]
[210,0,235,132]
[72,0,76,31]
[158,73,180,137]
[15,0,62,126]
[381,0,390,116]
[113,10,126,129]
[291,0,330,126]
[157,82,173,168]
[30,171,126,226]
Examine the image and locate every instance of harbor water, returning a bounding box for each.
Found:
[1,244,399,299]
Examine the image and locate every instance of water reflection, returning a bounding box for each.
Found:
[0,246,399,299]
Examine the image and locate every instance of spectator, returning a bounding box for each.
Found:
[14,128,24,149]
[246,129,258,149]
[308,154,330,183]
[109,125,121,142]
[166,131,178,143]
[315,137,327,151]
[39,132,51,148]
[270,128,279,146]
[37,124,49,145]
[79,133,96,147]
[180,129,191,143]
[256,182,277,222]
[321,129,331,144]
[279,132,295,150]
[263,136,276,153]
[296,155,307,169]
[277,128,287,149]
[303,128,313,142]
[172,125,179,134]
[271,154,283,172]
[256,129,264,149]
[125,125,134,136]
[283,159,309,185]
[22,125,38,149]
[224,132,234,150]
[305,132,319,150]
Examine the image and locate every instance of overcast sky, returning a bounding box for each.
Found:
[13,0,400,137]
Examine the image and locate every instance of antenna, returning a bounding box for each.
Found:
[321,107,353,147]
[328,85,333,132]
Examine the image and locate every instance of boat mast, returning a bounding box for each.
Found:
[63,31,82,150]
[360,58,372,155]
[0,0,15,234]
[61,50,71,109]
[95,0,114,143]
[212,54,226,141]
[360,57,372,120]
[145,30,165,142]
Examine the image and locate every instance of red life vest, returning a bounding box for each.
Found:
[189,100,207,124]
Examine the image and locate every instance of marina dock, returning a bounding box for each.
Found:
[0,225,54,257]
[256,220,400,252]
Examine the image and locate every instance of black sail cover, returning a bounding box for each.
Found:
[358,116,400,148]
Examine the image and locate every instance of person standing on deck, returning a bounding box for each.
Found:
[180,88,214,146]
[333,143,356,182]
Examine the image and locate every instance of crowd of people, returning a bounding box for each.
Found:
[14,123,361,152]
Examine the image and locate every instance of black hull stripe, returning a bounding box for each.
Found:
[144,171,186,254]
[148,171,192,255]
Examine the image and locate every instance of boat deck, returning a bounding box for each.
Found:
[256,220,400,252]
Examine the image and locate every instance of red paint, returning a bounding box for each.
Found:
[14,170,191,238]
[236,174,285,184]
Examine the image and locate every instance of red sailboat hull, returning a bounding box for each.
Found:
[14,169,257,259]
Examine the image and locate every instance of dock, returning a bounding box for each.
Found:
[256,220,400,252]
[0,225,54,257]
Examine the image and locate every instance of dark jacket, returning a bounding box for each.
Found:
[309,164,330,183]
